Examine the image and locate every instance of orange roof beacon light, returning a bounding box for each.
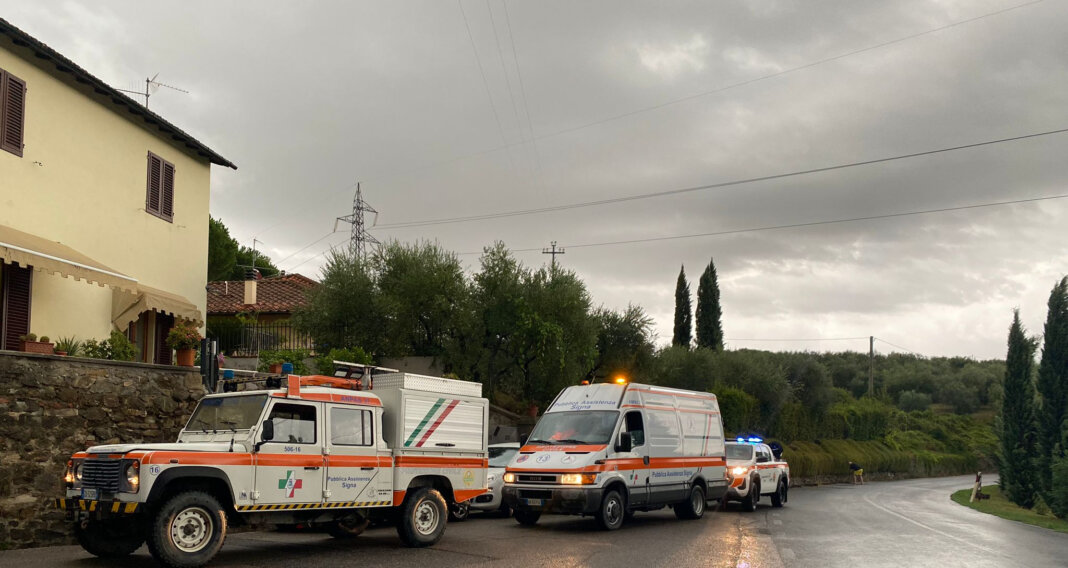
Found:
[614,375,627,385]
[581,380,590,385]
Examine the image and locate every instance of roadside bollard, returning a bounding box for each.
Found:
[969,471,983,502]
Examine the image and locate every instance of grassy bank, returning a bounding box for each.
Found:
[784,439,976,479]
[950,486,1068,534]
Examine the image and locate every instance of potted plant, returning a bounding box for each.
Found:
[53,336,81,357]
[19,333,55,355]
[166,320,202,367]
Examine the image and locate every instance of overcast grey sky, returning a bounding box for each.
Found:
[7,0,1067,359]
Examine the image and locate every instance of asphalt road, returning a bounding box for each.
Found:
[3,475,1065,567]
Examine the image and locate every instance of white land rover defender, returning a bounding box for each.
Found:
[55,369,489,568]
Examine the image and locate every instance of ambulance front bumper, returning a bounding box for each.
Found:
[503,485,603,514]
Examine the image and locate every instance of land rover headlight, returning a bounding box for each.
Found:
[503,472,516,483]
[123,461,140,492]
[73,461,83,482]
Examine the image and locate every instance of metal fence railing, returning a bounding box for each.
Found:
[206,322,318,357]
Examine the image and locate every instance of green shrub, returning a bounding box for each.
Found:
[714,385,759,434]
[314,347,373,375]
[1051,457,1068,519]
[54,336,82,357]
[83,331,138,362]
[898,390,932,412]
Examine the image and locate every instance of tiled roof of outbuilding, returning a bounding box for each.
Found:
[207,273,318,315]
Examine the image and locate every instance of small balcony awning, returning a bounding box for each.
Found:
[0,224,138,292]
[112,285,203,330]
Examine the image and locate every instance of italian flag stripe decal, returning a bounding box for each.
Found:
[415,400,461,448]
[405,398,446,447]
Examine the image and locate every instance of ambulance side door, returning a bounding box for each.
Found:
[618,410,649,507]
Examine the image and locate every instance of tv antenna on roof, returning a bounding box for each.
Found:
[115,73,189,110]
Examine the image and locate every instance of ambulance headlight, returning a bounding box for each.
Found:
[560,474,597,485]
[731,467,748,477]
[503,472,516,483]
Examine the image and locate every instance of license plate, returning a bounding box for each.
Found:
[523,498,544,506]
[81,488,98,500]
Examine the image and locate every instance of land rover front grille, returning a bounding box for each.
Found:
[82,459,123,492]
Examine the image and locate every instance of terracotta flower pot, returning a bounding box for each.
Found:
[176,348,196,367]
[20,341,55,355]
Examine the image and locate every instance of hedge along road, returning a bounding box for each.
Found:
[768,474,1068,567]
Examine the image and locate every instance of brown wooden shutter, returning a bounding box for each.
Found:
[154,313,174,365]
[1,70,27,157]
[0,264,32,351]
[161,161,175,221]
[146,153,162,215]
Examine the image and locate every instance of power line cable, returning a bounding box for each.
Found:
[726,337,870,342]
[501,0,546,184]
[875,337,924,356]
[458,0,515,172]
[375,126,1068,230]
[275,230,341,268]
[455,191,1068,255]
[358,0,1043,185]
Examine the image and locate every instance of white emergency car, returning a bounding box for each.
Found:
[723,437,790,511]
[469,442,520,516]
[56,370,489,568]
[502,382,727,530]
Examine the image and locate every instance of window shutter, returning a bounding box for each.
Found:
[1,70,27,157]
[146,153,162,214]
[161,161,175,220]
[1,264,33,351]
[154,313,174,365]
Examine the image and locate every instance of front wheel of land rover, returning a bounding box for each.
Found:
[596,490,626,530]
[397,487,447,547]
[147,491,227,568]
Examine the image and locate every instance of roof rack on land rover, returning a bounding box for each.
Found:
[214,361,400,394]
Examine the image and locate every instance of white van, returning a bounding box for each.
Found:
[501,382,726,530]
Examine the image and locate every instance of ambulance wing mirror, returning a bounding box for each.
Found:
[254,420,274,452]
[616,432,632,453]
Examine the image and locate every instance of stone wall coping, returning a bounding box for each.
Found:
[0,349,202,374]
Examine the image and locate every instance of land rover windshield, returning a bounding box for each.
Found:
[185,394,268,431]
[527,411,618,446]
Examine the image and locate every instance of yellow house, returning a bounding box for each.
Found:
[0,18,236,364]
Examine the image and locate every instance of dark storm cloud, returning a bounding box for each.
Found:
[5,0,1066,358]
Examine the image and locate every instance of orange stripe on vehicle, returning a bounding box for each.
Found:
[326,455,381,468]
[283,392,383,406]
[519,444,607,453]
[453,489,488,502]
[394,456,488,468]
[730,477,744,488]
[142,452,254,466]
[393,490,406,505]
[256,454,325,467]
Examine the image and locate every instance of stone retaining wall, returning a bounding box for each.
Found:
[0,351,205,549]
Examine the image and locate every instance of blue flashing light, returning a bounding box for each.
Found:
[747,436,763,443]
[736,437,745,443]
[281,362,294,375]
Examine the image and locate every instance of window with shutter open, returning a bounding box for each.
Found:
[1,68,27,158]
[146,152,176,222]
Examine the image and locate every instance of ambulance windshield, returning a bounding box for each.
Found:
[528,411,618,445]
[186,394,268,432]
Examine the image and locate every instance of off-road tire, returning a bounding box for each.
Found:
[674,484,706,520]
[74,518,145,558]
[742,481,759,512]
[771,480,788,508]
[147,491,227,568]
[448,501,470,522]
[596,490,626,530]
[396,487,447,548]
[514,508,541,526]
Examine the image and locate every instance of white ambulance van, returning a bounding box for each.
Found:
[502,382,726,530]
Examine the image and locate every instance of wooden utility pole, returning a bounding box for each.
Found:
[868,335,875,397]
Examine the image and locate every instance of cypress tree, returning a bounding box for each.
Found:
[1037,276,1068,501]
[999,310,1038,507]
[672,266,692,347]
[695,257,724,350]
